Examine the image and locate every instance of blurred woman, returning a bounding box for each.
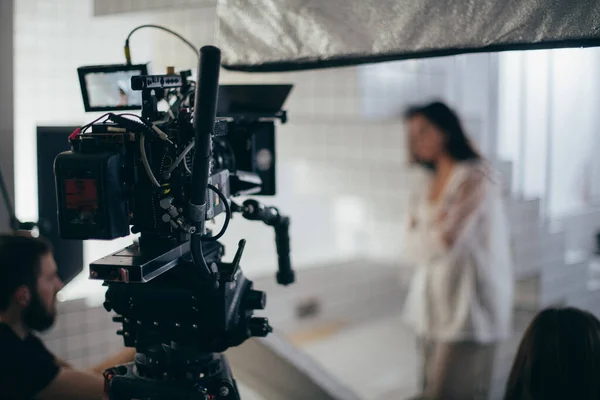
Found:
[401,101,514,400]
[504,307,600,400]
[116,81,130,106]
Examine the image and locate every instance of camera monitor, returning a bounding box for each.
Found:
[78,64,148,112]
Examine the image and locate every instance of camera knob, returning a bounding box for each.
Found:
[248,317,272,338]
[246,290,266,310]
[112,315,124,323]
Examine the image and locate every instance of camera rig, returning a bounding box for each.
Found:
[54,46,294,399]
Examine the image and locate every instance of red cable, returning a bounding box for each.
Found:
[68,127,81,141]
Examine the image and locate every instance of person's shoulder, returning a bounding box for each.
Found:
[35,368,105,400]
[0,325,61,399]
[0,325,56,367]
[0,323,24,352]
[460,159,497,184]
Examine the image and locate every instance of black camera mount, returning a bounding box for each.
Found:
[101,238,270,400]
[55,45,294,399]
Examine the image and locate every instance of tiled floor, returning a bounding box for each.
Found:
[298,315,420,400]
[228,314,419,400]
[237,384,264,400]
[292,311,538,400]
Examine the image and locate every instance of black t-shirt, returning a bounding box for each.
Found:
[0,323,60,399]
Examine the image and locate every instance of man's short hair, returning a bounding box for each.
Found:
[0,234,53,311]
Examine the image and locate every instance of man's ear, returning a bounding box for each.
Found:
[14,285,31,308]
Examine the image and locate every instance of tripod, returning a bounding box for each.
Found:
[104,348,239,399]
[98,230,278,400]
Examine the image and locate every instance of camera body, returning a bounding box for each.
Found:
[54,102,279,244]
[54,47,294,399]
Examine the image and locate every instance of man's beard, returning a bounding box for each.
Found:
[23,288,55,332]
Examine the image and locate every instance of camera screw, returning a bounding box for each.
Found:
[219,386,230,397]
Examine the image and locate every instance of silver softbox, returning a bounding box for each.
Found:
[217,0,600,72]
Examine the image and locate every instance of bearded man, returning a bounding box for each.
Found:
[0,234,134,399]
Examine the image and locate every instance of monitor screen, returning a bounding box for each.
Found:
[78,64,148,112]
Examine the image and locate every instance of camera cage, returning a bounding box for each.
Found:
[55,46,295,399]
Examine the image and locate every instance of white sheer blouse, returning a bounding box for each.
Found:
[401,161,514,343]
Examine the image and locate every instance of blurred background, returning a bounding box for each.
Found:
[2,0,600,398]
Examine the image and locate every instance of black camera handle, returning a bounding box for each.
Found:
[231,199,295,286]
[189,46,222,280]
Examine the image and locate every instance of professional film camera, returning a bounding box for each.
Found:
[53,45,294,399]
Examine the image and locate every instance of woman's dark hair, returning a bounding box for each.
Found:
[0,234,53,311]
[404,101,480,169]
[504,307,600,400]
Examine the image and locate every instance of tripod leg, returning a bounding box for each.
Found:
[216,354,241,400]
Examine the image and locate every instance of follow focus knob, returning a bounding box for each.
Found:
[246,289,266,310]
[248,317,272,337]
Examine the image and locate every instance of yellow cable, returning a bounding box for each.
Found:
[124,44,131,65]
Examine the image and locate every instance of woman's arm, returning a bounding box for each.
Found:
[402,210,447,264]
[402,167,488,263]
[437,168,487,248]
